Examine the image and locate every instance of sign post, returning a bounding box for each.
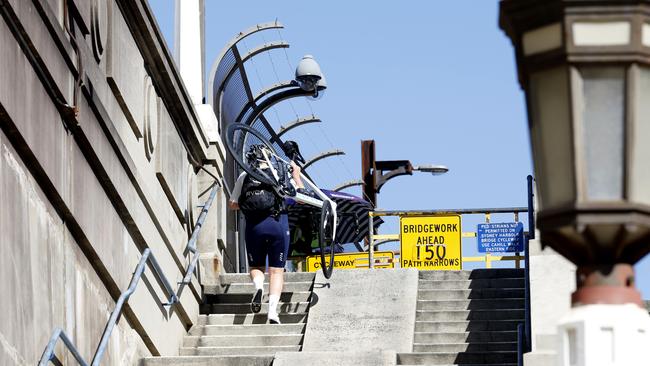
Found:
[400,215,462,270]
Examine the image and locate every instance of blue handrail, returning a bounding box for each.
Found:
[39,183,220,365]
[517,175,535,365]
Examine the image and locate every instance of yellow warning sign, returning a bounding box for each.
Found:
[305,251,395,272]
[400,215,462,270]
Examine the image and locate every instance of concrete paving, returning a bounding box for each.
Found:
[274,350,397,366]
[301,268,419,353]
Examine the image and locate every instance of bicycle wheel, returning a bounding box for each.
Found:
[225,123,277,186]
[319,199,336,279]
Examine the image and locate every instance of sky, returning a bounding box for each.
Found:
[148,1,650,299]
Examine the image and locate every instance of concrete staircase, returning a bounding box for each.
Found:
[143,272,315,366]
[397,268,525,366]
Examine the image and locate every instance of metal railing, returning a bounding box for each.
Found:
[38,183,220,365]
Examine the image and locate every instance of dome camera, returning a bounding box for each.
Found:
[295,55,323,92]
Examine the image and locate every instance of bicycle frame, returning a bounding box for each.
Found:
[259,149,338,242]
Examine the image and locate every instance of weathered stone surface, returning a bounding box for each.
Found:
[0,0,225,363]
[106,0,146,138]
[274,351,397,366]
[0,132,150,365]
[156,100,189,223]
[302,269,418,353]
[528,239,575,350]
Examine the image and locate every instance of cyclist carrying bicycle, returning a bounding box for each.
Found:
[228,144,304,324]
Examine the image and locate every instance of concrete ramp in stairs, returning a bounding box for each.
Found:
[142,268,525,366]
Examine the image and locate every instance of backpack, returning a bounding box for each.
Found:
[239,170,281,218]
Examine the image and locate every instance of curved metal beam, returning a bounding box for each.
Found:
[235,80,295,123]
[207,21,284,106]
[278,115,322,138]
[303,150,346,170]
[241,87,315,149]
[334,179,364,192]
[213,41,290,110]
[242,41,289,64]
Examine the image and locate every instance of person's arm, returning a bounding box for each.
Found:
[229,172,247,210]
[290,161,304,189]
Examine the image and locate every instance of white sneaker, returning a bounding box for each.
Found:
[268,311,281,324]
[250,289,263,314]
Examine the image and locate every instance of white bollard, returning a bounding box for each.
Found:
[557,303,650,366]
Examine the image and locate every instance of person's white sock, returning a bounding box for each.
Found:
[268,294,280,322]
[253,276,264,291]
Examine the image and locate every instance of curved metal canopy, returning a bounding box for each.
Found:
[334,180,364,192]
[303,150,346,170]
[278,115,322,137]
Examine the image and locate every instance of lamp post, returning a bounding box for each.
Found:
[500,1,650,364]
[361,140,448,207]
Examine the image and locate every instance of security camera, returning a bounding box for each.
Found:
[295,55,323,92]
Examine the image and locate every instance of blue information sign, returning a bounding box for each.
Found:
[477,222,524,253]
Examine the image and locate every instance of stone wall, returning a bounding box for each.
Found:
[0,0,228,364]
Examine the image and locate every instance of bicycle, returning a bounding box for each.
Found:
[225,122,338,279]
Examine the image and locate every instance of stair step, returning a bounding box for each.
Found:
[418,269,524,281]
[399,364,517,366]
[418,289,524,300]
[219,272,315,284]
[205,292,312,304]
[217,282,314,294]
[412,341,517,352]
[189,323,306,336]
[415,320,521,333]
[196,313,308,325]
[183,334,303,347]
[418,279,524,290]
[179,345,301,356]
[200,302,310,315]
[414,331,517,343]
[142,355,274,366]
[417,299,524,311]
[397,351,517,364]
[416,309,524,321]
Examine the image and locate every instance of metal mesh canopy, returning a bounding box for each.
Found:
[208,22,290,162]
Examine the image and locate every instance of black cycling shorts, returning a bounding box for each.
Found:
[245,213,290,268]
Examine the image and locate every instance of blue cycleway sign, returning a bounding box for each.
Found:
[477,222,524,253]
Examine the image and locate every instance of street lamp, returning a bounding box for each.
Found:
[361,140,448,207]
[413,165,449,175]
[500,1,650,364]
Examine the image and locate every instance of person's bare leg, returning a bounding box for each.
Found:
[250,267,265,313]
[267,266,284,323]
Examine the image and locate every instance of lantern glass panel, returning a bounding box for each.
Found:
[631,66,650,206]
[577,67,625,201]
[529,67,576,210]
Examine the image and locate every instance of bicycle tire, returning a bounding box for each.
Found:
[224,123,278,186]
[319,199,336,279]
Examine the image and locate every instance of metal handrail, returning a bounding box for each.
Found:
[38,248,176,366]
[181,183,219,286]
[40,328,88,366]
[524,175,535,352]
[39,183,220,365]
[517,175,535,364]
